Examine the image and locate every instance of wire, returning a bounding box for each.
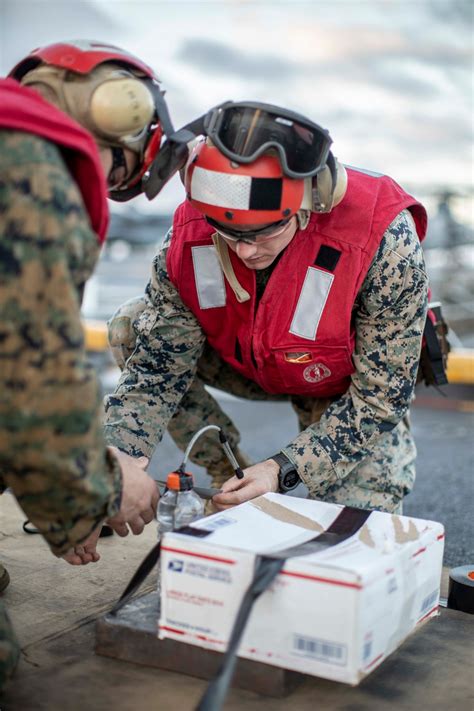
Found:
[179,425,245,479]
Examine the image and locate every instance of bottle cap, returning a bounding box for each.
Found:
[166,471,194,491]
[166,472,181,490]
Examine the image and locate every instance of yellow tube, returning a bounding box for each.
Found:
[446,348,474,385]
[83,319,109,352]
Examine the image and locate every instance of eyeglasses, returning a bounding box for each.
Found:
[206,216,291,244]
[203,101,332,179]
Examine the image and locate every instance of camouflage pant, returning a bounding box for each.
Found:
[108,297,416,513]
[0,600,20,691]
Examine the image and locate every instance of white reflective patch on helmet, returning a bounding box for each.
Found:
[190,167,252,209]
[192,245,226,309]
[289,267,334,340]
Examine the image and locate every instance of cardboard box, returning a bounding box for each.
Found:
[158,494,444,685]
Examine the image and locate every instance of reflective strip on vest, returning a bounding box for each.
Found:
[192,245,227,309]
[289,267,334,340]
[190,166,252,209]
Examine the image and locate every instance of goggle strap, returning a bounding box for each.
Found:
[109,182,143,202]
[143,115,208,200]
[147,80,175,138]
[327,152,338,199]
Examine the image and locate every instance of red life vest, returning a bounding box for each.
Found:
[167,167,427,397]
[0,78,109,243]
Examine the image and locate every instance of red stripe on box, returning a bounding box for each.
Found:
[437,534,445,540]
[412,547,427,558]
[196,634,225,644]
[417,605,439,624]
[161,545,236,565]
[159,625,185,635]
[160,628,225,645]
[364,653,384,670]
[281,570,362,589]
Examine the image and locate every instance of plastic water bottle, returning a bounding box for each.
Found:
[157,471,204,594]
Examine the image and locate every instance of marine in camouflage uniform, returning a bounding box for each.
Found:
[0,38,173,689]
[0,130,122,689]
[104,207,428,511]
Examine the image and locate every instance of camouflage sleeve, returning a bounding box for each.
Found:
[283,209,429,495]
[103,228,206,458]
[0,131,122,556]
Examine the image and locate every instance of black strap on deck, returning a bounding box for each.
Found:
[109,525,213,616]
[195,506,371,711]
[109,505,371,708]
[110,541,162,616]
[196,556,285,711]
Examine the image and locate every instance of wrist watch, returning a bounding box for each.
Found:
[270,452,301,493]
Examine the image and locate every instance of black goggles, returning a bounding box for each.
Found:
[203,101,332,179]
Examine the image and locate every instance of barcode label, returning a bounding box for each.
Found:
[421,589,438,614]
[293,634,347,666]
[204,515,237,531]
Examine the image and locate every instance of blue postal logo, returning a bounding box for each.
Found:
[168,559,184,572]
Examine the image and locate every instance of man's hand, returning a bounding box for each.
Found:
[106,449,158,536]
[62,525,102,565]
[212,459,279,510]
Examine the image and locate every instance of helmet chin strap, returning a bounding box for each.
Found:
[143,115,207,200]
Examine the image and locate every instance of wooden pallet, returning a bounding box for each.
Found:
[95,591,302,697]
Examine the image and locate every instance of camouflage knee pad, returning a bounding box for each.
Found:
[0,601,20,691]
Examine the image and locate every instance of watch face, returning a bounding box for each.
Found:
[283,471,300,489]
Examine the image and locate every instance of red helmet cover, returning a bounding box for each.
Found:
[185,143,305,226]
[9,40,157,81]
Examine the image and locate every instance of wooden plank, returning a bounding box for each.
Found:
[95,591,303,697]
[95,590,474,705]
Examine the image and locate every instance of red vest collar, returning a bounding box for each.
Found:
[0,78,109,243]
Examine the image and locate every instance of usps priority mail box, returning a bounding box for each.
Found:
[158,494,444,685]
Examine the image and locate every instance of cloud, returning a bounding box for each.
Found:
[176,38,300,80]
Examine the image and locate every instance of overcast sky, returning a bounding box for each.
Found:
[1,0,472,217]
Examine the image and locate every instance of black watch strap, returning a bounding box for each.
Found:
[270,452,301,493]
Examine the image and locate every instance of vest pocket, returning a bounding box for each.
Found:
[269,344,354,394]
